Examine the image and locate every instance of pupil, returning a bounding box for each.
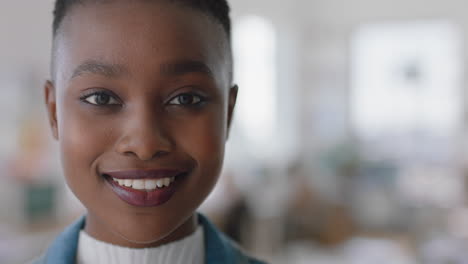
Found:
[180,94,193,104]
[96,93,110,105]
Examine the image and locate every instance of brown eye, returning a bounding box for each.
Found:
[95,93,110,105]
[168,93,203,105]
[83,92,119,106]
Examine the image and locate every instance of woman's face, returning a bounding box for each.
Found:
[45,1,236,247]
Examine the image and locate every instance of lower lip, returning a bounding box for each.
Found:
[105,176,180,207]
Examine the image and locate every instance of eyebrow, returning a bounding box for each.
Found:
[70,59,214,80]
[70,60,127,80]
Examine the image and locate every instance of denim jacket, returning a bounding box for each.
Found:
[32,214,266,264]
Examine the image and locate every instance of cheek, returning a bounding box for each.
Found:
[57,103,114,200]
[173,108,227,190]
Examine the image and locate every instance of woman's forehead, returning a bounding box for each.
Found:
[53,1,231,85]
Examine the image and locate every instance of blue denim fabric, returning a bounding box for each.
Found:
[32,214,267,264]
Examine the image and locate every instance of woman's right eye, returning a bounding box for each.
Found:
[81,92,120,106]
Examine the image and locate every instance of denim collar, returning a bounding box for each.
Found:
[39,213,265,264]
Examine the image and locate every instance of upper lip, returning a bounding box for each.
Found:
[103,169,185,179]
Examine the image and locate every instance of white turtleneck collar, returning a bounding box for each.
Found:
[76,225,204,264]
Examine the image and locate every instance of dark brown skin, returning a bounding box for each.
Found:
[44,1,237,248]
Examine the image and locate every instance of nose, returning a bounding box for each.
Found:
[114,106,173,161]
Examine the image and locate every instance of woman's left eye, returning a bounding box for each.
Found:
[82,92,120,106]
[168,93,204,106]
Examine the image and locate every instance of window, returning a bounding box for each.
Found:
[351,22,462,141]
[232,16,277,155]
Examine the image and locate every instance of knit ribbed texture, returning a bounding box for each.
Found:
[76,226,204,264]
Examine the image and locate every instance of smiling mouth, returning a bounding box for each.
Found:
[108,176,177,191]
[101,170,189,207]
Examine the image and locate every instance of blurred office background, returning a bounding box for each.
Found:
[2,0,468,263]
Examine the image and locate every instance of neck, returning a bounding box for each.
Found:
[84,213,198,248]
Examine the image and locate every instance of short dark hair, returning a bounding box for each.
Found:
[52,0,231,39]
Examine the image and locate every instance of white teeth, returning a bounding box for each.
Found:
[145,179,157,190]
[113,177,176,190]
[156,179,164,188]
[132,179,145,190]
[163,178,171,187]
[124,179,132,187]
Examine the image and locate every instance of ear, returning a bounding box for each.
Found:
[226,84,238,139]
[44,80,59,140]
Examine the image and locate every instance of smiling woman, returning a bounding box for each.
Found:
[46,0,230,247]
[34,0,266,263]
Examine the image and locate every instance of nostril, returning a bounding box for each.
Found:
[154,150,169,157]
[114,129,174,160]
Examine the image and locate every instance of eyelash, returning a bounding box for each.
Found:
[167,93,206,106]
[80,91,121,106]
[79,90,207,107]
